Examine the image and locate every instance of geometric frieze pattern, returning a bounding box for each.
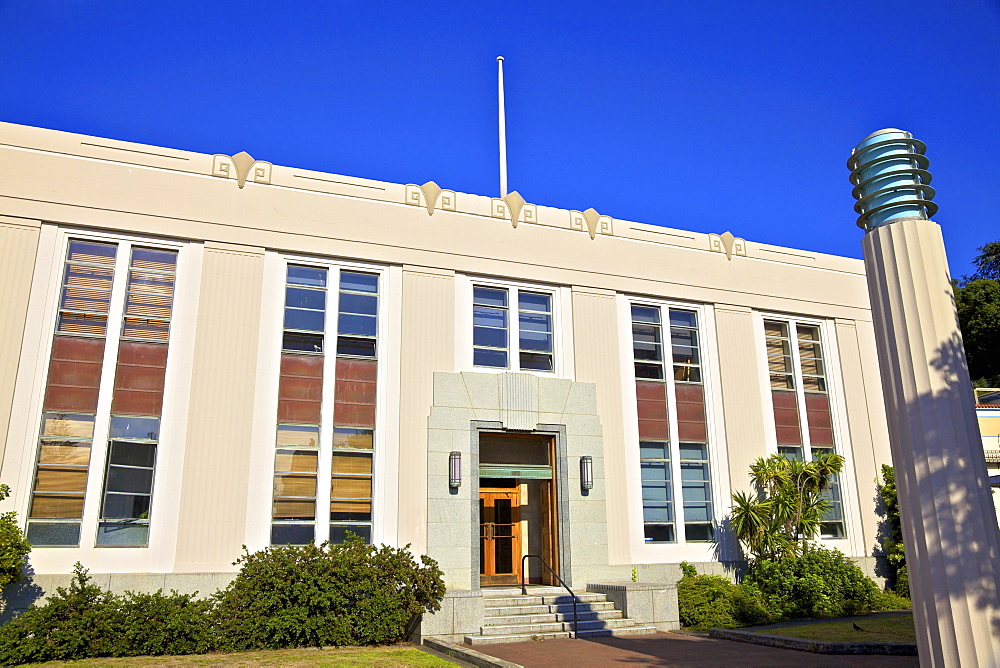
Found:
[212,151,272,189]
[405,181,457,216]
[708,231,747,260]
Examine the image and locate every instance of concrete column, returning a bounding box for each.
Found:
[863,218,1000,666]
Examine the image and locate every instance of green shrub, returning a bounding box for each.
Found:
[745,545,878,619]
[676,563,774,630]
[872,589,911,611]
[0,563,215,664]
[111,589,215,657]
[212,536,445,650]
[894,564,910,598]
[0,484,30,592]
[0,563,117,664]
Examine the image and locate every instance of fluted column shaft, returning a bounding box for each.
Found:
[863,218,1000,666]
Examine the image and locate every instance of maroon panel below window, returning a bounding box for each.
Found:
[333,402,376,428]
[334,379,377,406]
[277,353,323,425]
[111,341,167,416]
[43,336,106,412]
[772,390,802,446]
[636,380,669,441]
[336,357,378,383]
[676,384,707,442]
[805,393,834,447]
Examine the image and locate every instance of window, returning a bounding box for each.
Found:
[473,285,554,372]
[632,303,715,543]
[270,265,380,546]
[763,319,845,539]
[27,239,179,547]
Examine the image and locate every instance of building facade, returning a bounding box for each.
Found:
[0,122,893,628]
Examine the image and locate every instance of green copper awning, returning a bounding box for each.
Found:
[479,464,552,479]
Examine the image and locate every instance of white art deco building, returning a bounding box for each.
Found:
[0,121,894,637]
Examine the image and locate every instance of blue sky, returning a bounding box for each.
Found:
[2,1,998,277]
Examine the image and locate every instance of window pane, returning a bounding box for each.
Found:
[518,292,550,312]
[27,522,81,546]
[685,523,714,542]
[337,313,377,337]
[96,523,149,546]
[474,326,507,349]
[108,441,156,468]
[631,305,660,324]
[106,466,154,495]
[109,416,159,441]
[340,272,378,294]
[336,337,376,358]
[276,425,320,448]
[519,352,553,371]
[332,452,373,474]
[644,524,674,543]
[333,428,374,450]
[287,266,327,288]
[101,493,151,519]
[518,311,551,333]
[474,287,507,308]
[473,306,507,328]
[42,413,95,438]
[285,308,325,333]
[519,330,552,352]
[635,362,664,380]
[338,292,377,316]
[673,366,701,383]
[330,524,371,544]
[283,332,324,353]
[639,441,669,460]
[669,310,697,328]
[275,449,319,472]
[670,327,698,348]
[285,287,326,310]
[271,523,314,545]
[474,348,507,368]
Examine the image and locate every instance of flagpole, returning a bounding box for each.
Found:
[497,56,508,197]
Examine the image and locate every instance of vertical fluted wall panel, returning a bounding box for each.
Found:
[863,219,1000,666]
[174,245,264,570]
[834,320,884,554]
[397,268,455,553]
[0,220,41,465]
[713,306,769,496]
[570,288,626,562]
[499,372,537,430]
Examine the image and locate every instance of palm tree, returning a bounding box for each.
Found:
[730,452,844,562]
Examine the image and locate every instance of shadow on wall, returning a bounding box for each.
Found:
[907,326,1000,637]
[1,563,44,624]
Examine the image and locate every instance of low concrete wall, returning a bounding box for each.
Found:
[417,588,485,643]
[1,571,236,623]
[588,582,679,631]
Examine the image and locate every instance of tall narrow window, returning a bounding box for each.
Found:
[97,247,178,546]
[763,319,845,539]
[632,304,714,543]
[330,271,378,543]
[27,241,117,546]
[272,266,326,545]
[472,284,554,372]
[270,266,380,546]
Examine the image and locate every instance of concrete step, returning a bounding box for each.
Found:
[483,593,607,608]
[484,602,618,617]
[485,609,624,626]
[478,617,643,636]
[464,625,659,646]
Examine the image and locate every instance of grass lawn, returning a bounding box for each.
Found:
[30,646,452,667]
[754,613,916,644]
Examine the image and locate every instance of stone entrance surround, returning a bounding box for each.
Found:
[421,371,679,640]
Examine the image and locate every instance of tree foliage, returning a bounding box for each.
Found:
[954,239,1000,386]
[729,452,844,562]
[0,484,30,593]
[876,464,909,597]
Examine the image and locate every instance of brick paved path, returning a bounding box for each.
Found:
[475,632,919,667]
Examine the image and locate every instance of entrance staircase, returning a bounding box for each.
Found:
[463,587,658,645]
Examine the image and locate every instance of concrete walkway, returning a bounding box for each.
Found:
[473,632,920,667]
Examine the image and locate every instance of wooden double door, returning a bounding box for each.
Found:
[479,481,558,587]
[479,488,520,586]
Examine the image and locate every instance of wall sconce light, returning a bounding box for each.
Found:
[580,456,594,491]
[449,451,462,488]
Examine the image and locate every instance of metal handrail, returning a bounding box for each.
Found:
[520,554,579,639]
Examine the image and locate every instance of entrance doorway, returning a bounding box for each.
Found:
[478,434,559,588]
